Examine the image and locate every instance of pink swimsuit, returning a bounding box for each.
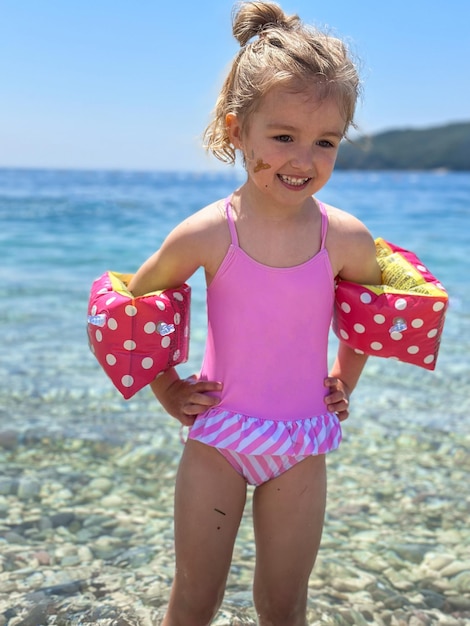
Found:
[188,196,342,484]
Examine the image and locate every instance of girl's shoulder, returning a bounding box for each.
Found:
[165,198,232,281]
[129,198,232,294]
[175,199,227,235]
[321,202,381,284]
[163,198,228,250]
[322,203,370,237]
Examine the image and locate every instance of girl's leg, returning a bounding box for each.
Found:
[252,454,327,626]
[162,439,247,626]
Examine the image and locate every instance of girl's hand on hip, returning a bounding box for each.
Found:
[324,377,350,422]
[159,375,223,426]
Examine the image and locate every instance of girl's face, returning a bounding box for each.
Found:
[227,86,346,208]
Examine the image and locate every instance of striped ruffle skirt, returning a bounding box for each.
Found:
[188,407,342,456]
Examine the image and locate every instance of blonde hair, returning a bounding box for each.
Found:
[204,1,361,164]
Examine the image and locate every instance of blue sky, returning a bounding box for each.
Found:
[1,0,469,171]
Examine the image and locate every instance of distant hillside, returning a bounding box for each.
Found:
[336,121,470,171]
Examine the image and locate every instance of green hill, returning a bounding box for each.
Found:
[336,121,470,170]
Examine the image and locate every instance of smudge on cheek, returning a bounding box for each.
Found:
[254,158,271,173]
[244,148,255,164]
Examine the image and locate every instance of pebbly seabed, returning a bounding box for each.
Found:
[0,415,469,626]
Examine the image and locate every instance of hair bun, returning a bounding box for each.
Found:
[232,1,300,47]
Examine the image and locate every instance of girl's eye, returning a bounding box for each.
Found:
[317,140,335,148]
[275,135,292,143]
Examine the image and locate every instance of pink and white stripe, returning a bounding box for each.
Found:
[188,408,342,457]
[218,448,309,486]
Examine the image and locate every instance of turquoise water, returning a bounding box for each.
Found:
[1,168,469,444]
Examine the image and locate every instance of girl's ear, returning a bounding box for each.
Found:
[226,113,243,149]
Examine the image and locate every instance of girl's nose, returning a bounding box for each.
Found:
[290,146,314,170]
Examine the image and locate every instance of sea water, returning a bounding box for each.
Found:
[1,168,469,446]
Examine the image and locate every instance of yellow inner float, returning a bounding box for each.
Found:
[366,238,448,298]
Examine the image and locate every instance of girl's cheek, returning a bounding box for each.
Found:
[244,147,255,164]
[243,146,271,175]
[254,158,271,173]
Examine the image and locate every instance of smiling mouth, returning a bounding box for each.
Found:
[278,174,311,187]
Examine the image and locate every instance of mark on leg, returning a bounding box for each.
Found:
[214,508,226,516]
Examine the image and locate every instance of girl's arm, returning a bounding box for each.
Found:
[128,207,223,424]
[149,369,222,426]
[128,213,208,296]
[324,345,368,421]
[324,210,382,420]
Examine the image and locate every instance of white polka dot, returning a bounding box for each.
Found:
[144,322,156,334]
[354,348,365,355]
[427,328,438,338]
[411,318,424,328]
[124,340,136,351]
[173,292,184,302]
[173,349,181,361]
[394,298,407,311]
[360,292,372,304]
[108,318,118,330]
[390,332,403,341]
[184,325,189,337]
[423,355,435,365]
[407,346,419,355]
[417,264,427,272]
[106,354,117,366]
[106,297,116,306]
[95,330,103,342]
[156,300,166,311]
[97,288,108,295]
[174,313,181,325]
[353,323,366,334]
[340,302,351,313]
[91,305,98,315]
[161,336,171,349]
[122,375,134,388]
[370,342,383,351]
[374,314,386,324]
[433,301,445,312]
[125,305,138,317]
[340,329,349,340]
[141,357,153,369]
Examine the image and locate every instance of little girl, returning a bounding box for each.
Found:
[129,2,381,624]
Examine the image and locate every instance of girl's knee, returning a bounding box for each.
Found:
[256,608,307,626]
[254,590,308,626]
[165,602,220,626]
[256,610,307,626]
[166,579,225,626]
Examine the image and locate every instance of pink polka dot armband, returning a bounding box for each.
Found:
[332,239,448,370]
[87,271,190,398]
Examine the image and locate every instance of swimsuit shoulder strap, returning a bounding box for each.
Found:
[317,200,329,249]
[225,196,239,246]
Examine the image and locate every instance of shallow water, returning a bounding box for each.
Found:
[2,169,469,442]
[1,169,470,624]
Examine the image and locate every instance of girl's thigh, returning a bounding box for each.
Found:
[172,439,247,597]
[252,454,327,605]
